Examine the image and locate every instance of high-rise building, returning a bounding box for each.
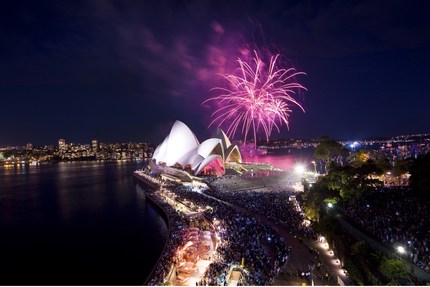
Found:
[58,139,66,151]
[92,139,98,152]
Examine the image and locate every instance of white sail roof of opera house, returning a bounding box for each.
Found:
[212,128,242,164]
[213,128,231,152]
[153,120,199,166]
[198,138,224,159]
[194,154,224,175]
[152,120,241,175]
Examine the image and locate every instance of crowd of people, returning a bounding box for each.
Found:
[138,164,342,286]
[140,175,293,286]
[341,187,430,273]
[137,164,430,285]
[140,187,188,286]
[204,183,308,235]
[172,184,289,285]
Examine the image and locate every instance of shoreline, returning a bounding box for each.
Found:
[133,172,171,285]
[133,171,221,286]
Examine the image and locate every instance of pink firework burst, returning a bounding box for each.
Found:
[203,50,307,145]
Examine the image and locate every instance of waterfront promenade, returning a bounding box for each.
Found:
[134,171,218,286]
[134,170,288,285]
[134,169,348,286]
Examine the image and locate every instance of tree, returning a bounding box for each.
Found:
[324,163,383,200]
[379,258,409,284]
[375,156,391,173]
[344,258,366,285]
[314,136,348,173]
[302,175,339,221]
[345,241,384,285]
[392,158,413,177]
[348,150,391,172]
[302,160,384,220]
[348,150,372,167]
[318,215,339,240]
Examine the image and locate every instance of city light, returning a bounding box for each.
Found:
[294,163,305,174]
[310,160,317,173]
[349,141,359,150]
[397,246,406,254]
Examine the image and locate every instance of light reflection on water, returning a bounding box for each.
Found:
[0,161,168,285]
[0,150,314,284]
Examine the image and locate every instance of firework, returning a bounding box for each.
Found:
[203,50,306,145]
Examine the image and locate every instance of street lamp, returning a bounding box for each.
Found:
[294,163,305,174]
[395,245,415,277]
[308,264,315,286]
[311,160,317,173]
[397,245,406,254]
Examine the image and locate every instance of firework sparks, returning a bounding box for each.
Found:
[203,50,307,145]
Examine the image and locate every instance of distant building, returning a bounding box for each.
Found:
[92,139,98,152]
[58,139,66,151]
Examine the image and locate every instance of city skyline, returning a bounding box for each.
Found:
[1,0,429,146]
[2,131,430,149]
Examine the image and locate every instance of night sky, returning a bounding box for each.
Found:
[1,0,429,146]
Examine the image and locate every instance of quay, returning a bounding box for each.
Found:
[133,171,170,285]
[133,170,219,286]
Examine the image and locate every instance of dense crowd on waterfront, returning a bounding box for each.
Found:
[141,177,293,285]
[140,171,430,286]
[140,187,188,286]
[204,181,308,235]
[172,184,289,285]
[341,187,430,273]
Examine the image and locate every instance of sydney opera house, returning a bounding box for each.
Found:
[150,120,242,177]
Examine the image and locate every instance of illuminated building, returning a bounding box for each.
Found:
[58,139,66,151]
[152,120,241,176]
[92,139,98,152]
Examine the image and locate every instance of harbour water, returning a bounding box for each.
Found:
[0,150,315,285]
[0,161,168,285]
